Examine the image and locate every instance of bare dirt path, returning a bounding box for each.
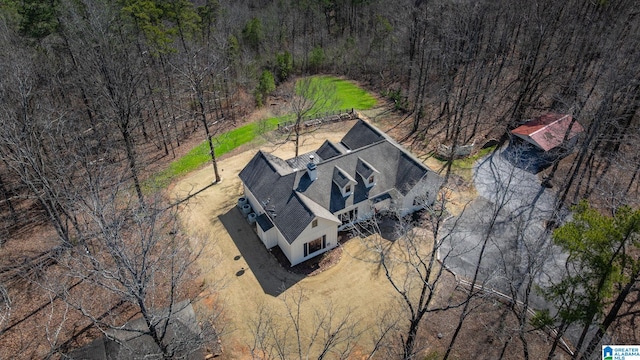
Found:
[171,123,402,358]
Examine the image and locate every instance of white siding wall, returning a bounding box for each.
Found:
[243,185,264,215]
[286,218,339,266]
[357,202,374,220]
[336,202,373,231]
[245,185,280,248]
[257,225,278,248]
[400,177,436,216]
[400,193,419,216]
[373,198,391,213]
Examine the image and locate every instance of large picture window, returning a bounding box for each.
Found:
[304,235,327,257]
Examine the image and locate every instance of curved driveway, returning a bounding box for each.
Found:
[440,148,568,311]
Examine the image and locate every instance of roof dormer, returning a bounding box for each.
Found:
[333,166,356,197]
[356,158,380,188]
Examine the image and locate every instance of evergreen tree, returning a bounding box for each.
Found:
[543,201,640,359]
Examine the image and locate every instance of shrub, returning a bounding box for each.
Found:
[256,70,275,106]
[383,88,408,112]
[276,51,293,82]
[308,46,325,72]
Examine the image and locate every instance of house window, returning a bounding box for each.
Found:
[339,208,358,225]
[413,192,429,206]
[345,184,351,193]
[368,175,375,184]
[312,219,318,228]
[304,235,326,257]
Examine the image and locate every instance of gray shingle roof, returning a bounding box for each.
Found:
[239,120,442,245]
[316,140,344,160]
[356,157,378,178]
[294,140,423,211]
[275,193,314,244]
[332,166,356,188]
[395,152,430,195]
[239,151,315,244]
[340,120,384,150]
[297,192,340,223]
[263,151,294,175]
[256,213,274,232]
[286,151,320,170]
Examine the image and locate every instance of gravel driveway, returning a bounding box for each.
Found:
[440,148,568,311]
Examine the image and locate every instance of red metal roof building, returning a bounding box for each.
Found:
[511,113,584,151]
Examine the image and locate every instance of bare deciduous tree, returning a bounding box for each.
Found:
[285,77,338,158]
[175,46,225,183]
[355,188,463,359]
[443,150,529,360]
[0,46,85,247]
[249,286,360,360]
[46,185,214,358]
[0,283,8,330]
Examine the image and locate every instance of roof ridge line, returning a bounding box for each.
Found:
[321,139,387,164]
[296,191,341,223]
[528,114,569,137]
[333,164,358,183]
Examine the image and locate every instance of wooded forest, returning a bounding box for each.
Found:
[0,0,639,359]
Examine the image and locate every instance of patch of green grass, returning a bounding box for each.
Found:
[298,76,377,114]
[147,76,376,190]
[423,351,441,360]
[429,145,497,182]
[145,117,282,191]
[323,76,377,110]
[450,145,496,170]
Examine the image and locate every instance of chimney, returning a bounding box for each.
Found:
[307,155,317,181]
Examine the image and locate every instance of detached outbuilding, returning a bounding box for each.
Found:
[504,113,584,173]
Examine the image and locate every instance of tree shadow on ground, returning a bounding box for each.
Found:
[502,138,575,174]
[352,212,406,241]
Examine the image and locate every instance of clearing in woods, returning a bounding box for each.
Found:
[171,121,408,357]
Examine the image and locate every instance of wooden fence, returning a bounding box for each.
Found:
[277,108,356,132]
[436,245,575,357]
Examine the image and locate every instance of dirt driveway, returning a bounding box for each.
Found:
[171,125,403,357]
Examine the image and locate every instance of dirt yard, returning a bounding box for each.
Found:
[170,119,565,360]
[171,122,408,357]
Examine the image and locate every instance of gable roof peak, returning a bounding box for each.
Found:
[261,151,294,175]
[511,113,584,151]
[332,165,357,188]
[340,119,385,150]
[356,157,379,178]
